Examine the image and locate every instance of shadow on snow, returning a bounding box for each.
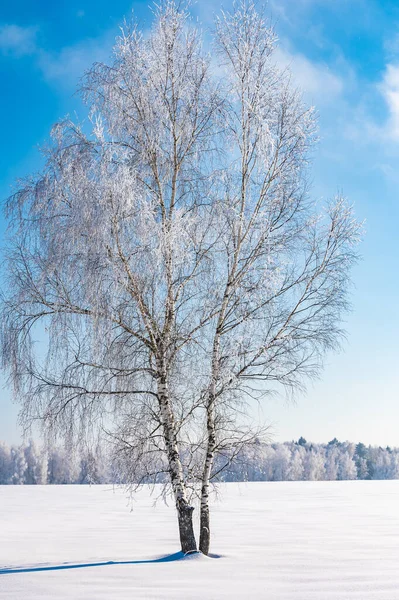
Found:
[0,551,197,575]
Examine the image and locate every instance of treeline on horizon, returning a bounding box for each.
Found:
[0,437,398,485]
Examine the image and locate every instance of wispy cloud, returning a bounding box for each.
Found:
[0,21,116,92]
[274,46,343,106]
[349,62,399,147]
[37,34,114,89]
[0,24,38,57]
[380,63,399,140]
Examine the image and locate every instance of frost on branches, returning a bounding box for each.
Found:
[0,2,361,554]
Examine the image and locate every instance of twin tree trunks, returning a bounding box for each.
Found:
[156,364,209,554]
[0,0,360,566]
[176,500,210,555]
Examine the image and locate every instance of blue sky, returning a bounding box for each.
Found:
[1,0,399,446]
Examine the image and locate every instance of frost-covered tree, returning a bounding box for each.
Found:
[1,1,219,553]
[3,438,399,485]
[10,446,27,485]
[325,445,339,480]
[303,448,326,481]
[286,446,305,481]
[196,4,360,553]
[24,440,47,484]
[0,2,360,554]
[47,447,79,484]
[370,447,393,480]
[354,442,370,479]
[337,450,357,480]
[78,447,109,484]
[0,442,12,484]
[272,445,291,481]
[389,453,399,479]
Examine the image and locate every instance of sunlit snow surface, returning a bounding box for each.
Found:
[1,481,399,599]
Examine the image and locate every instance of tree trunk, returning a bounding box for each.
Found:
[177,499,197,554]
[199,394,216,555]
[156,359,198,554]
[199,496,211,555]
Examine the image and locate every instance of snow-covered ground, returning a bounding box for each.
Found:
[1,481,399,599]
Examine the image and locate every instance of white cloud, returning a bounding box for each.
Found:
[34,22,123,91]
[37,34,113,89]
[0,24,38,57]
[0,16,345,108]
[0,21,115,92]
[274,46,343,105]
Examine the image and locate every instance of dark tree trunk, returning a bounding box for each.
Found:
[199,391,216,555]
[177,499,197,554]
[156,361,198,554]
[199,502,210,555]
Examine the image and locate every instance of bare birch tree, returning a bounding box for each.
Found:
[0,1,360,555]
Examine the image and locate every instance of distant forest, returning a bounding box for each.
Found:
[1,437,399,485]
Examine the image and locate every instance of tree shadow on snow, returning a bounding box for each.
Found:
[0,551,221,575]
[1,552,184,575]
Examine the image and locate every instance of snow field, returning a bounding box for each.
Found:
[1,481,399,599]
